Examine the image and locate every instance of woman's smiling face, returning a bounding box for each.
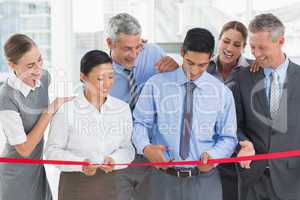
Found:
[218,28,246,65]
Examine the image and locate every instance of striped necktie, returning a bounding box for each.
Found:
[124,69,139,110]
[180,81,196,160]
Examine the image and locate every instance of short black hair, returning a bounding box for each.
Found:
[182,28,215,56]
[80,50,112,75]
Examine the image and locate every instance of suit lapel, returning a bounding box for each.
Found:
[285,62,298,101]
[272,61,298,133]
[252,69,270,118]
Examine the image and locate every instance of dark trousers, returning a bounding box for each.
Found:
[135,168,222,200]
[58,170,116,200]
[115,155,151,200]
[245,169,280,200]
[218,163,239,200]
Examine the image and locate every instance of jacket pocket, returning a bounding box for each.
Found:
[287,158,300,169]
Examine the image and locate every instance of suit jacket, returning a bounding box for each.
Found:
[234,60,300,200]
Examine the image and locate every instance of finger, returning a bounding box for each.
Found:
[99,166,111,173]
[61,97,74,103]
[155,58,163,66]
[86,167,95,172]
[101,162,114,170]
[108,167,114,172]
[254,63,260,72]
[239,140,249,148]
[201,153,209,164]
[66,96,75,101]
[103,156,113,164]
[239,161,246,168]
[101,165,113,171]
[100,164,110,169]
[155,58,165,69]
[250,65,253,72]
[161,58,176,72]
[157,145,166,151]
[98,166,106,171]
[103,167,111,173]
[104,160,114,166]
[156,152,168,163]
[245,160,252,168]
[240,160,251,168]
[159,58,172,70]
[107,157,115,164]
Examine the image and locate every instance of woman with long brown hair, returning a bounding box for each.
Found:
[207,21,252,200]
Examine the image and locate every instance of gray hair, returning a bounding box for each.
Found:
[106,13,142,43]
[249,13,285,41]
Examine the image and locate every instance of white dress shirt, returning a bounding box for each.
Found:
[45,92,135,172]
[0,72,41,145]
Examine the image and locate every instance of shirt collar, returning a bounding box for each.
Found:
[77,90,113,114]
[176,67,208,90]
[211,55,249,73]
[7,71,41,98]
[112,62,125,73]
[112,55,138,72]
[263,55,289,79]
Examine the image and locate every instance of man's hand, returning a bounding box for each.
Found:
[237,140,255,169]
[143,144,168,169]
[99,156,115,173]
[197,152,214,173]
[82,160,98,176]
[155,56,178,72]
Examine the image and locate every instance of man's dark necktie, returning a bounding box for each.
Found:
[180,81,196,160]
[124,69,138,110]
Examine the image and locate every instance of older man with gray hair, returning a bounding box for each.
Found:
[105,13,178,200]
[234,13,300,200]
[107,13,178,109]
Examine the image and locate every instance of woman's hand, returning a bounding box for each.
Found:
[82,160,99,176]
[46,97,74,115]
[99,156,115,173]
[249,62,261,72]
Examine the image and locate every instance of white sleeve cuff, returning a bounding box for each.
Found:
[0,110,27,146]
[8,134,27,146]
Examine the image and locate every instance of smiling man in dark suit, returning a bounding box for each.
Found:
[234,13,300,200]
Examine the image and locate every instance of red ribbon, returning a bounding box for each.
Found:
[1,149,300,166]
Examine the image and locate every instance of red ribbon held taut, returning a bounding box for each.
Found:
[1,149,300,167]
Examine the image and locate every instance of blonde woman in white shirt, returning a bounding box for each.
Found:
[45,50,135,200]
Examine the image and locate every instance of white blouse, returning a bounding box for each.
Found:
[0,72,41,145]
[45,92,135,172]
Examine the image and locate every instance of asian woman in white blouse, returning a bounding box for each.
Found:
[45,50,135,200]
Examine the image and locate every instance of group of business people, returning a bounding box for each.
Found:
[0,11,300,200]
